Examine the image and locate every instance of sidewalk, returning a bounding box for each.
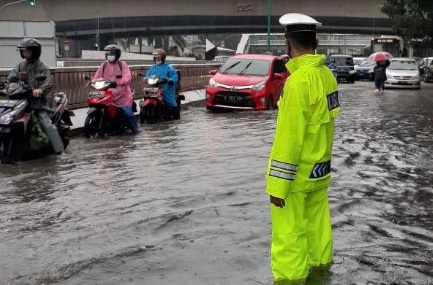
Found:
[70,89,206,132]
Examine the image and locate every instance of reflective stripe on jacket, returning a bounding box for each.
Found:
[266,54,340,197]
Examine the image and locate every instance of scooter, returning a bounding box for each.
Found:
[139,71,185,124]
[0,74,74,164]
[139,75,164,124]
[83,76,136,138]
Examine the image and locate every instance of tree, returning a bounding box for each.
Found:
[379,0,433,53]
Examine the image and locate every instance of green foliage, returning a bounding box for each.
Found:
[379,0,433,45]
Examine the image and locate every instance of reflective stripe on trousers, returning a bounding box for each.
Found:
[270,187,333,282]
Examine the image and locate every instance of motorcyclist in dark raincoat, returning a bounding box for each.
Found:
[7,38,64,154]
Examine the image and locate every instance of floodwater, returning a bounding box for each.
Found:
[1,81,433,285]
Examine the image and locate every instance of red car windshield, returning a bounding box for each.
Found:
[219,59,270,76]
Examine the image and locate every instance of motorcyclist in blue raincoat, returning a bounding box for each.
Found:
[144,49,179,119]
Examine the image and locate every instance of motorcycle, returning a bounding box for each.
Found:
[139,71,185,124]
[83,76,136,138]
[0,74,74,164]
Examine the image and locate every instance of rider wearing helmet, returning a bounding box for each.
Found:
[144,48,179,119]
[7,37,65,154]
[92,44,138,135]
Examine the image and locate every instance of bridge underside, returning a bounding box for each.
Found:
[56,15,393,39]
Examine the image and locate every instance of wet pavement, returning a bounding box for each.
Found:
[1,81,433,285]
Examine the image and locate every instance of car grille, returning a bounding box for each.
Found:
[393,76,413,80]
[213,91,256,108]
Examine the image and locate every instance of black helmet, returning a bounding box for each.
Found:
[104,44,121,61]
[152,48,166,63]
[17,37,41,60]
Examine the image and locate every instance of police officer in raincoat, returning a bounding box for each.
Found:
[266,13,340,282]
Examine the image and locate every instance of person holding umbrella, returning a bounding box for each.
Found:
[370,52,391,92]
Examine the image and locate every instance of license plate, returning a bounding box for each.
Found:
[226,95,242,102]
[143,87,159,93]
[88,91,104,98]
[0,99,17,107]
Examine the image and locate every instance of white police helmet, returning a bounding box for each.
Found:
[279,13,322,34]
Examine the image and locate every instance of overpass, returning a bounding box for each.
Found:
[0,0,391,56]
[1,0,390,36]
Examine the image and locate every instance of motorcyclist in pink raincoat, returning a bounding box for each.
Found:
[93,44,138,135]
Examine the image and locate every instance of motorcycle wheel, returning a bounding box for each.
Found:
[142,106,157,124]
[84,112,104,138]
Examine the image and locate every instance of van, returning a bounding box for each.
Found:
[327,54,356,83]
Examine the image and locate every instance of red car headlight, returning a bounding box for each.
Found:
[252,81,266,91]
[209,78,219,88]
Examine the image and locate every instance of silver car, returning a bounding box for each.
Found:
[385,58,421,89]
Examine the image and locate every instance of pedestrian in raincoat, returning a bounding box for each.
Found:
[266,13,340,283]
[374,59,390,92]
[93,44,138,135]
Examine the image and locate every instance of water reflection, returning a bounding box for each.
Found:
[0,82,433,284]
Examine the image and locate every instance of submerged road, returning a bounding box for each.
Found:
[0,81,433,285]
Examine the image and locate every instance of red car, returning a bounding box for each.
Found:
[205,54,289,110]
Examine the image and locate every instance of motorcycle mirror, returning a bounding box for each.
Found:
[115,75,122,79]
[84,76,91,81]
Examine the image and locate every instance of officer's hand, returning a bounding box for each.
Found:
[32,89,43,97]
[270,195,285,208]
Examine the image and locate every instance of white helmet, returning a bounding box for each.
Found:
[279,13,322,33]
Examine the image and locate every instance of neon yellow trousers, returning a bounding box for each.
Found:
[270,187,333,282]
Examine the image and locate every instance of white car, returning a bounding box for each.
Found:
[385,57,421,90]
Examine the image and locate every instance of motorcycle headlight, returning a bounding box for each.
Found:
[252,81,266,91]
[93,81,108,89]
[209,78,219,88]
[0,113,13,125]
[0,101,26,125]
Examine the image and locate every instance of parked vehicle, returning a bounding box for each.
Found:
[83,76,135,138]
[326,54,356,83]
[205,54,289,111]
[0,76,74,164]
[385,57,421,90]
[355,61,376,81]
[353,57,367,69]
[139,71,184,124]
[422,62,433,83]
[412,57,426,76]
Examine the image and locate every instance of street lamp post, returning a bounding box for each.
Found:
[266,0,272,54]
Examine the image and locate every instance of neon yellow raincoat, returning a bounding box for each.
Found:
[266,53,339,281]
